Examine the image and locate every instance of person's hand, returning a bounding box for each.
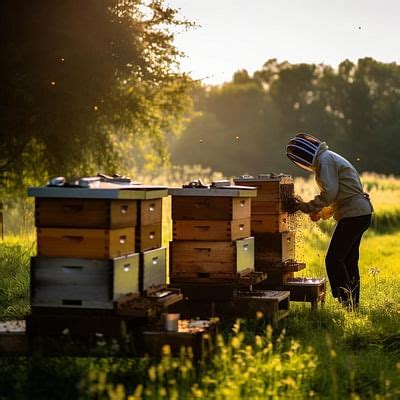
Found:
[286,195,304,213]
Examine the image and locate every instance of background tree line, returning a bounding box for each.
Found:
[171,58,400,177]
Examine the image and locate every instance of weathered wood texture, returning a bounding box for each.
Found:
[139,199,162,226]
[254,232,295,264]
[170,238,254,281]
[35,198,137,228]
[173,218,251,241]
[169,282,238,301]
[135,223,162,252]
[251,213,293,233]
[234,179,294,202]
[235,290,290,321]
[255,271,295,287]
[31,254,140,309]
[172,197,251,221]
[37,227,135,259]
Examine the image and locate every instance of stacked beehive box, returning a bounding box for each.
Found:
[234,174,326,309]
[168,182,290,321]
[27,181,171,336]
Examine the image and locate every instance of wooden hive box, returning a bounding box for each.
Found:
[172,196,251,221]
[35,198,137,229]
[173,218,251,241]
[135,198,163,252]
[234,174,294,202]
[254,232,295,264]
[37,227,135,259]
[170,237,254,282]
[30,253,139,309]
[251,213,293,233]
[141,247,167,293]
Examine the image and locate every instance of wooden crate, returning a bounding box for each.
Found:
[141,247,167,293]
[254,232,295,263]
[140,199,162,225]
[172,196,251,221]
[235,290,290,322]
[170,237,254,281]
[135,222,162,252]
[251,213,293,233]
[35,198,137,228]
[173,218,250,241]
[37,227,135,259]
[234,176,294,202]
[282,278,326,309]
[31,254,140,309]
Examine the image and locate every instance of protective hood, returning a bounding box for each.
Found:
[286,133,326,172]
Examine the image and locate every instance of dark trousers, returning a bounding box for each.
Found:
[325,214,371,305]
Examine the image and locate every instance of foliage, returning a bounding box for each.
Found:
[0,0,194,196]
[171,58,400,176]
[1,173,400,399]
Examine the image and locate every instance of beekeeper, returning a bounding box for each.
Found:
[287,133,373,309]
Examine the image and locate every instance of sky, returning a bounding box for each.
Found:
[167,0,400,84]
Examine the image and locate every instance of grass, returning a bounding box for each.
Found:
[0,173,400,399]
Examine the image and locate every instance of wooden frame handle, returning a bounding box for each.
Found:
[62,235,84,242]
[194,225,210,231]
[62,205,83,213]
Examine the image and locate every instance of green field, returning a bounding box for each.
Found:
[0,174,399,399]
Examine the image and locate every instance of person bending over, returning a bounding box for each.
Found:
[287,133,373,309]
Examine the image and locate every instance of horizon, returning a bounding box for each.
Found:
[168,0,400,84]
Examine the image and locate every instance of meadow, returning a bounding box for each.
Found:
[0,171,399,399]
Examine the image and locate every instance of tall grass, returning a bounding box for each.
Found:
[0,172,400,399]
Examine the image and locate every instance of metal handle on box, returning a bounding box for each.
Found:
[194,247,211,252]
[149,232,155,239]
[123,263,131,272]
[240,200,246,207]
[120,205,129,214]
[152,257,159,265]
[239,224,244,231]
[243,244,249,251]
[149,203,156,212]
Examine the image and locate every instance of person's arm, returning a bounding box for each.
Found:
[298,161,339,214]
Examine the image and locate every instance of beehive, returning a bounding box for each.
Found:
[28,182,169,310]
[169,184,256,283]
[234,174,326,309]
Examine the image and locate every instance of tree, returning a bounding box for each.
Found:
[0,0,193,192]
